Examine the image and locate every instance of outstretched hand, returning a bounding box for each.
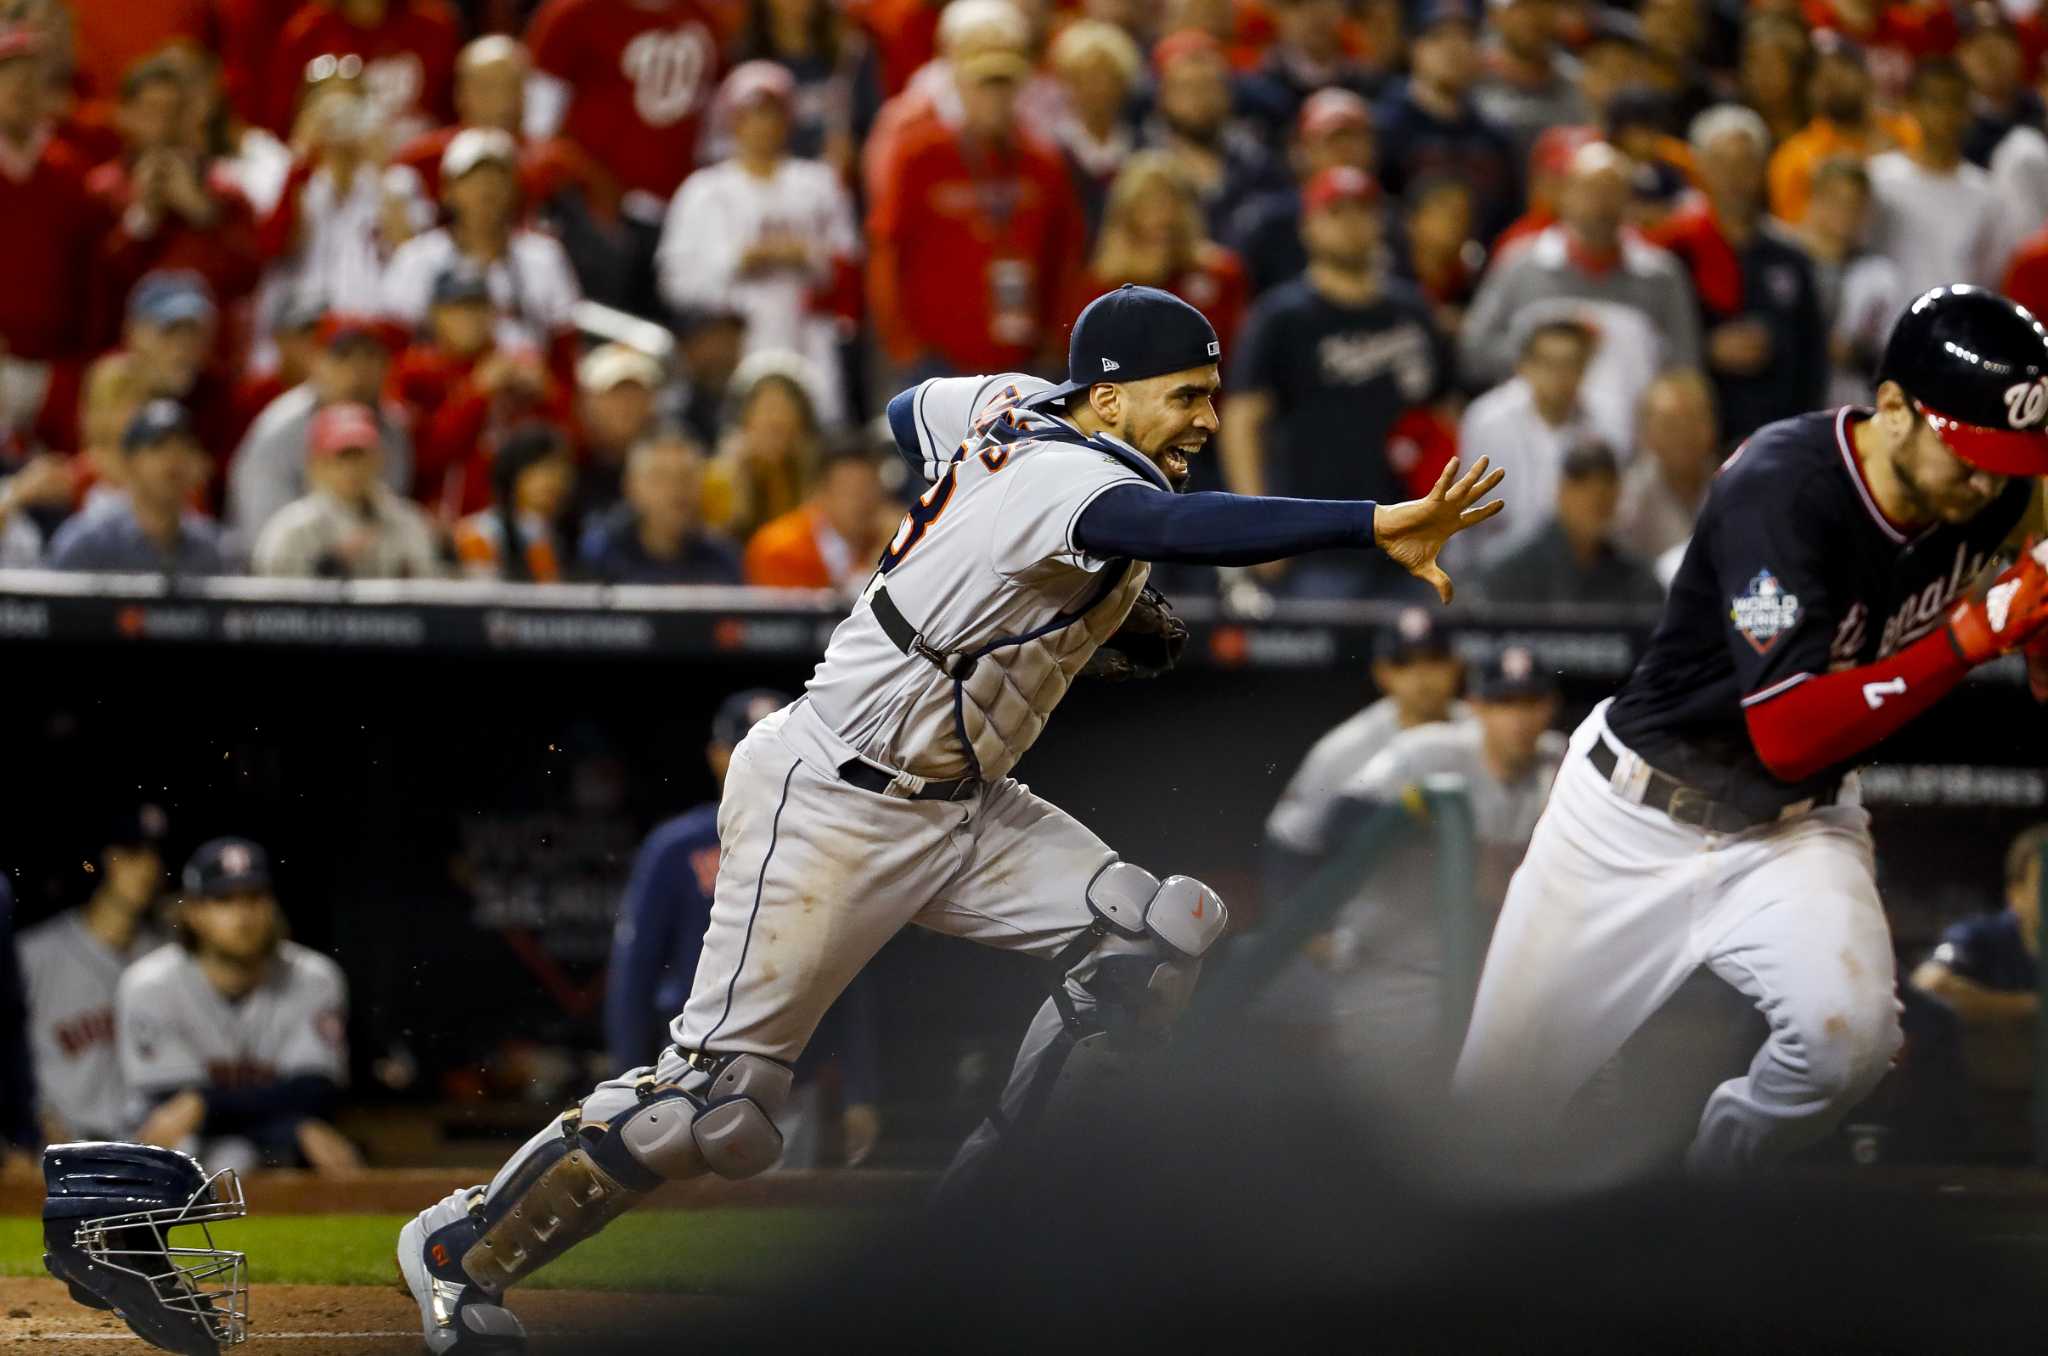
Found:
[1372,456,1507,603]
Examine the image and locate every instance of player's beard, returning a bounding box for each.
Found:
[1894,447,1994,524]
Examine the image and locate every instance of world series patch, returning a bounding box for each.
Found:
[1731,569,1801,654]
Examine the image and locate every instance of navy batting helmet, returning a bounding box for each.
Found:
[1876,285,2048,476]
[42,1141,249,1354]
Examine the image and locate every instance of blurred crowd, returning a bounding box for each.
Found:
[0,0,2043,600]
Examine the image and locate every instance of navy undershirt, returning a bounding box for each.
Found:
[1074,483,1374,566]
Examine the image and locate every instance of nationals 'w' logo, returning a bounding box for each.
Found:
[622,26,713,126]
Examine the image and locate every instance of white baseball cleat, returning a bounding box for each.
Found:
[396,1210,526,1354]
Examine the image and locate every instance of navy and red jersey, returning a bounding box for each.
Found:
[1607,407,2031,818]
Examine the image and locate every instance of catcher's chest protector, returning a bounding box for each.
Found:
[954,559,1150,782]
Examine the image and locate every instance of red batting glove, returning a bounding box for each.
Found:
[1949,539,2048,665]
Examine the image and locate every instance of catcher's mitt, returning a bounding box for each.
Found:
[1081,585,1188,681]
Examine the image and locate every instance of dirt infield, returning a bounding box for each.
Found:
[0,1276,721,1354]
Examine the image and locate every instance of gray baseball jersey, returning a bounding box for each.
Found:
[805,373,1156,782]
[16,911,160,1138]
[1344,721,1568,854]
[115,941,348,1126]
[1337,720,1568,958]
[1257,721,1566,1067]
[1265,699,1471,855]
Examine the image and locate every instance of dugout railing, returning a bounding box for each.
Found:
[1189,777,1481,1050]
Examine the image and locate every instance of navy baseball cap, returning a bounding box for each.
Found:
[123,399,195,452]
[1374,607,1455,664]
[106,803,169,851]
[1469,645,1559,701]
[128,270,216,329]
[183,837,272,898]
[711,688,791,749]
[1031,284,1220,409]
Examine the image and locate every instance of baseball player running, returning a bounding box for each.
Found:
[397,283,1505,1353]
[1455,286,2048,1178]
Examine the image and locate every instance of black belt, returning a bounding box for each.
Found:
[837,757,980,802]
[1587,738,1833,833]
[872,586,978,680]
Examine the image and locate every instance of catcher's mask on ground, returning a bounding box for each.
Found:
[42,1141,249,1354]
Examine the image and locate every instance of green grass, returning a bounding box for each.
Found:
[0,1208,880,1293]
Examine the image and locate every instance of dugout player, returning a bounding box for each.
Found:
[1263,607,1467,905]
[118,836,358,1176]
[1261,647,1564,1089]
[16,805,168,1144]
[1910,823,2043,1034]
[605,688,882,1169]
[1455,286,2048,1179]
[397,283,1505,1354]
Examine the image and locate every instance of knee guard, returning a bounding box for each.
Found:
[454,1055,793,1295]
[579,1053,793,1187]
[1055,861,1229,1037]
[689,1053,796,1179]
[1086,860,1228,959]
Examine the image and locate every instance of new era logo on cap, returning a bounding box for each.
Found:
[1207,341,1221,356]
[1102,358,1120,372]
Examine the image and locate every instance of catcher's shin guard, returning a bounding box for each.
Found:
[437,1051,793,1297]
[941,861,1228,1196]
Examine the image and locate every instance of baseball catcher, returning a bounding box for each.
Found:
[395,283,1504,1352]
